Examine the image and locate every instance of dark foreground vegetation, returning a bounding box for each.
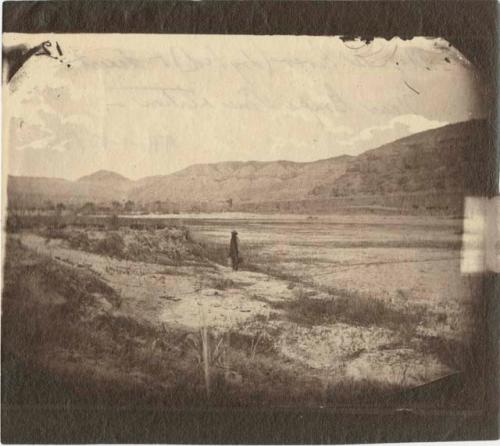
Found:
[2,213,493,445]
[3,238,409,408]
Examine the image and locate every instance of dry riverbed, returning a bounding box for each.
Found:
[2,216,481,407]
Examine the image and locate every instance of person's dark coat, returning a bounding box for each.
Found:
[229,232,239,270]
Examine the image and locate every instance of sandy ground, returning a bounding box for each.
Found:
[189,216,474,333]
[17,214,472,389]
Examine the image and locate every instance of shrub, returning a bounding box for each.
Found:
[125,241,149,260]
[68,232,91,250]
[6,214,21,233]
[95,232,125,258]
[108,214,120,230]
[44,227,68,241]
[47,215,67,230]
[190,241,229,265]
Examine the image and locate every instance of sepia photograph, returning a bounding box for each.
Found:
[1,1,498,444]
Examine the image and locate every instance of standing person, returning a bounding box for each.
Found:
[229,230,240,271]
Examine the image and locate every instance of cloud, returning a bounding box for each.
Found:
[341,114,448,151]
[391,114,449,134]
[4,33,480,179]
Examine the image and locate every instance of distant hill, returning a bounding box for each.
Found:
[244,120,488,215]
[309,119,487,198]
[238,120,488,215]
[7,120,488,215]
[127,156,353,205]
[7,175,125,207]
[8,170,134,208]
[77,169,133,200]
[77,169,132,186]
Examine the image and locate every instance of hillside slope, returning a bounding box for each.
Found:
[77,170,132,187]
[77,169,134,200]
[8,170,135,208]
[309,119,488,199]
[7,119,488,214]
[7,176,130,207]
[128,156,353,205]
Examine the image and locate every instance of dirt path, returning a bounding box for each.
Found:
[18,233,297,330]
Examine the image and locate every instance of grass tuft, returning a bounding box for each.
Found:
[270,292,426,332]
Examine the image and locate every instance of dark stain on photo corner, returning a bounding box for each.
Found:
[3,40,70,84]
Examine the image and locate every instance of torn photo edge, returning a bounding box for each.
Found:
[1,0,498,443]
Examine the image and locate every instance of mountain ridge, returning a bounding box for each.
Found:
[8,120,487,214]
[77,169,133,184]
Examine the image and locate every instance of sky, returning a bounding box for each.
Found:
[3,33,486,180]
